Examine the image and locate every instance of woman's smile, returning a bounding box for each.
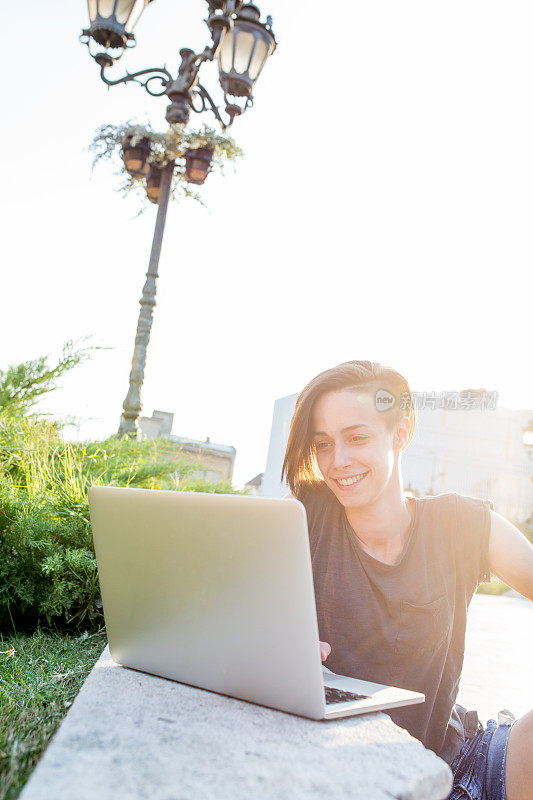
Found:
[333,471,369,490]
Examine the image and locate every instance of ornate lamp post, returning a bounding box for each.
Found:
[80,0,276,436]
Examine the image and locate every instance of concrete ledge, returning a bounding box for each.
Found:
[20,646,452,800]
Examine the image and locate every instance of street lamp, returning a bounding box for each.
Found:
[80,1,277,129]
[82,0,154,54]
[80,0,276,437]
[217,4,276,100]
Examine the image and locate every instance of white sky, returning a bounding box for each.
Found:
[1,1,532,488]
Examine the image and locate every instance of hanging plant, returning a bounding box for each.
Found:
[146,164,163,204]
[88,121,243,212]
[184,147,214,185]
[122,132,151,176]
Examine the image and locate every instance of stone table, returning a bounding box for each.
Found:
[19,646,452,800]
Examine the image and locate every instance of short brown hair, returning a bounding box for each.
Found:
[281,360,416,499]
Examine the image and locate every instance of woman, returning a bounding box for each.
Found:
[281,360,533,800]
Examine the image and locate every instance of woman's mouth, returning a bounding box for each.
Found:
[333,472,369,490]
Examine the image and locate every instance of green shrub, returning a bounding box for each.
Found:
[476,578,510,595]
[0,415,243,633]
[0,338,97,418]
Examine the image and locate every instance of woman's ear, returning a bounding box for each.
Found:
[395,416,412,451]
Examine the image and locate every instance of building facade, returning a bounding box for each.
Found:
[244,473,264,496]
[138,410,236,484]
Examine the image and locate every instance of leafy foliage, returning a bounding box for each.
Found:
[89,121,243,210]
[0,415,244,633]
[0,339,99,418]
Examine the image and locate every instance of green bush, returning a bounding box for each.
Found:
[0,415,243,633]
[476,578,510,595]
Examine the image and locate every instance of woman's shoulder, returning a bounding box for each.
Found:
[414,491,494,514]
[417,493,494,589]
[414,492,494,565]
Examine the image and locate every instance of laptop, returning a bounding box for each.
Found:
[87,486,424,720]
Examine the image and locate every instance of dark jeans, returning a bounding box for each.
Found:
[446,709,516,800]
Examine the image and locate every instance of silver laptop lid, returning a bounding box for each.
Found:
[88,486,326,719]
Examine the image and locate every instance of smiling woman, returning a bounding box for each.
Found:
[281,359,533,800]
[281,360,416,501]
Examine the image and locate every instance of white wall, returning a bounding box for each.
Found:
[261,394,297,498]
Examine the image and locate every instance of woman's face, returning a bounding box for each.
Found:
[310,388,404,509]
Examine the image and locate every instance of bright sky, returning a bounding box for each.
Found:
[1,1,532,488]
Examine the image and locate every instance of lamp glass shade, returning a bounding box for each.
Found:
[96,0,119,19]
[115,0,136,24]
[124,0,147,32]
[219,31,234,74]
[248,37,268,80]
[233,31,255,74]
[86,0,151,48]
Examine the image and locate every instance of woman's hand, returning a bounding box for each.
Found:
[320,641,331,662]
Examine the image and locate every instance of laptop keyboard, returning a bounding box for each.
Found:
[324,685,370,705]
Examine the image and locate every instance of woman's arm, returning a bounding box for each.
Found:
[488,510,533,601]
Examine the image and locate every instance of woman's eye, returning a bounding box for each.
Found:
[314,437,366,450]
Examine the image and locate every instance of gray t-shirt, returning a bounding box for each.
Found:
[299,485,494,765]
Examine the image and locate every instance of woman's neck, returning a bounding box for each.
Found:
[344,486,413,564]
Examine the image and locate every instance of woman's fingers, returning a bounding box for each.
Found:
[319,641,331,662]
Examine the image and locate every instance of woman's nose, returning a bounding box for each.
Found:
[332,441,352,469]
